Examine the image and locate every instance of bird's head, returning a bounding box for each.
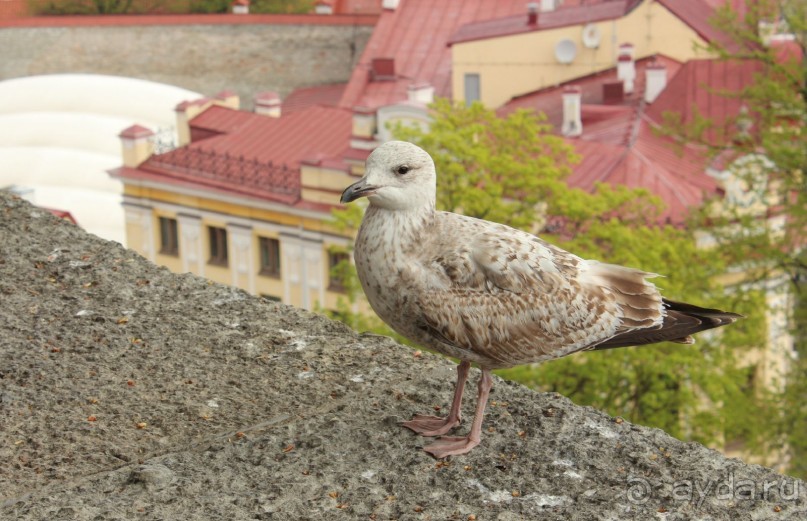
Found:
[340,141,436,211]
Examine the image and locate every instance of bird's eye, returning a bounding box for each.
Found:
[395,165,410,176]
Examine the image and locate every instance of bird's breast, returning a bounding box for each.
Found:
[353,208,434,335]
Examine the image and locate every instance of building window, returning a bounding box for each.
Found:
[328,250,350,292]
[464,73,481,106]
[208,226,228,266]
[258,237,281,278]
[158,217,179,256]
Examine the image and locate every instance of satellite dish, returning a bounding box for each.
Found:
[582,24,602,48]
[554,39,578,64]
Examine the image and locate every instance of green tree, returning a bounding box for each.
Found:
[329,99,769,460]
[657,0,806,476]
[250,0,314,14]
[188,0,230,13]
[392,98,580,231]
[30,0,138,14]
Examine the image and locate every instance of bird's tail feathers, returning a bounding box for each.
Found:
[593,298,743,351]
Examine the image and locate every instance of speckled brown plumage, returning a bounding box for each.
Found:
[340,141,741,458]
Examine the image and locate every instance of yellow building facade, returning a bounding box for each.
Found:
[450,0,715,108]
[112,99,359,313]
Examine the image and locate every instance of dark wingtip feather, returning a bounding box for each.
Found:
[662,299,744,324]
[593,298,742,351]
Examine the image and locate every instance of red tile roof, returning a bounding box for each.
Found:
[498,54,730,224]
[703,0,748,18]
[568,126,716,224]
[282,83,347,115]
[770,38,804,64]
[338,0,529,110]
[118,104,353,208]
[449,0,642,45]
[644,58,763,146]
[500,55,683,144]
[448,0,737,51]
[188,105,256,135]
[191,105,352,166]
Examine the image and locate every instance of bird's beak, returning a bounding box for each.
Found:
[340,177,377,204]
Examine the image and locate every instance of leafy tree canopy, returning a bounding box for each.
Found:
[658,0,806,477]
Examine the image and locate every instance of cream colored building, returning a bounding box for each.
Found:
[449,0,721,108]
[110,94,360,312]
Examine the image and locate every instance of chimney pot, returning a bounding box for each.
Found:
[644,62,667,103]
[351,106,378,149]
[214,90,240,110]
[407,82,434,104]
[119,124,155,167]
[232,0,249,14]
[527,2,538,25]
[174,97,212,146]
[315,2,333,14]
[618,42,635,59]
[370,58,396,81]
[255,92,281,118]
[616,53,636,94]
[561,86,582,137]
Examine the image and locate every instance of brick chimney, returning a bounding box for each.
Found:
[350,106,377,150]
[618,42,634,60]
[370,58,396,81]
[315,1,333,14]
[561,86,582,137]
[119,125,154,168]
[232,0,249,14]
[174,98,212,147]
[214,90,240,110]
[407,82,434,104]
[617,54,636,94]
[254,92,281,118]
[527,2,538,25]
[644,62,667,103]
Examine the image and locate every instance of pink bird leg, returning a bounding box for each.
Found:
[402,361,470,437]
[422,368,493,458]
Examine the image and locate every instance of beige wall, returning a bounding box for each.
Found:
[301,164,355,206]
[451,0,713,108]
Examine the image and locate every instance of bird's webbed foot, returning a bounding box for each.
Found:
[422,435,480,458]
[402,414,461,437]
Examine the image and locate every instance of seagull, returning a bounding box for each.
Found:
[340,141,741,459]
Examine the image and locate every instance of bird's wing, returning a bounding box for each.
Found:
[413,214,664,367]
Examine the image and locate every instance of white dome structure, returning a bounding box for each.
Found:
[0,74,201,244]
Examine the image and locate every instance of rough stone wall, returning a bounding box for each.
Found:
[0,22,373,104]
[0,191,804,520]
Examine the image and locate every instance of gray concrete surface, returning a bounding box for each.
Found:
[0,191,804,520]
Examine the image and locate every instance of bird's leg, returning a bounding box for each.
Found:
[402,360,470,437]
[423,368,493,459]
